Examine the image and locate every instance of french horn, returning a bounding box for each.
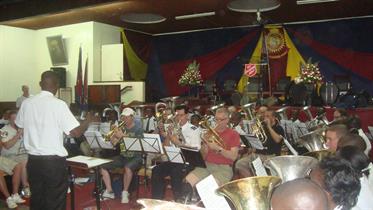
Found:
[216,176,281,210]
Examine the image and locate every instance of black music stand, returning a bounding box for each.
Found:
[67,156,112,210]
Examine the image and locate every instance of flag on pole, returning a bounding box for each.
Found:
[244,64,257,77]
[75,47,83,105]
[82,57,88,110]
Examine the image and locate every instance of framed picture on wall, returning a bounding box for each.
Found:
[46,35,69,66]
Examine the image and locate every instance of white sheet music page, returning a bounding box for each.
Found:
[123,137,142,151]
[252,157,268,176]
[67,155,112,168]
[196,175,231,210]
[142,133,164,154]
[84,131,114,149]
[245,135,264,150]
[164,146,184,164]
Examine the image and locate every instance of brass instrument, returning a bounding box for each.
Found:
[216,176,282,210]
[302,106,328,131]
[103,121,126,143]
[242,102,256,121]
[275,106,289,121]
[264,155,318,183]
[137,199,205,210]
[160,96,179,111]
[303,150,334,161]
[155,102,167,121]
[250,118,267,144]
[209,103,225,114]
[199,118,226,149]
[297,127,327,152]
[132,104,147,118]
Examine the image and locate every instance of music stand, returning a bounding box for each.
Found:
[240,135,265,150]
[179,147,206,168]
[123,134,164,187]
[67,156,112,210]
[84,131,114,150]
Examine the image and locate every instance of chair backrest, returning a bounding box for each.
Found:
[224,80,236,91]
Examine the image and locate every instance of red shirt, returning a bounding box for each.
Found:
[205,128,240,165]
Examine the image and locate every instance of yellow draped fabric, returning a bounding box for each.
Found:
[237,32,264,93]
[237,26,305,93]
[121,30,148,80]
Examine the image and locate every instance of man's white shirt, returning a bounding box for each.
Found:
[180,121,202,149]
[15,91,79,157]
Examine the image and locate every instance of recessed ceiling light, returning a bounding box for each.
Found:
[227,0,281,13]
[120,13,166,24]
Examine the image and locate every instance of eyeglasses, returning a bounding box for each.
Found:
[215,118,228,122]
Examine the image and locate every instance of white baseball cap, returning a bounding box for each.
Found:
[121,107,135,116]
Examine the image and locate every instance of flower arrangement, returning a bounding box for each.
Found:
[178,60,203,86]
[298,58,323,84]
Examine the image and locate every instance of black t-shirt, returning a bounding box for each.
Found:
[257,123,284,156]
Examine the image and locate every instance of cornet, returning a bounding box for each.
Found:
[103,121,126,143]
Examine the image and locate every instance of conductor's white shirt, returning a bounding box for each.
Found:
[15,91,79,157]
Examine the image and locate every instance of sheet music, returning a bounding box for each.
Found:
[244,135,264,150]
[123,137,143,152]
[252,157,268,176]
[87,122,100,131]
[164,146,184,164]
[142,133,164,154]
[67,155,112,168]
[84,131,114,149]
[99,122,111,135]
[196,175,231,210]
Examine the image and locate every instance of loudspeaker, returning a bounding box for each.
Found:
[51,67,66,88]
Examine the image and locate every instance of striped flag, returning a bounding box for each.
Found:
[244,63,257,77]
[82,57,88,110]
[75,47,83,105]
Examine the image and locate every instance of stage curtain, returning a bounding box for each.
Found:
[121,30,148,80]
[160,30,259,96]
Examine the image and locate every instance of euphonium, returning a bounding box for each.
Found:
[297,127,327,152]
[104,121,126,142]
[199,118,226,149]
[216,176,282,210]
[264,155,318,183]
[155,102,167,121]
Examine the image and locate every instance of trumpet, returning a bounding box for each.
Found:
[103,121,126,142]
[199,118,226,149]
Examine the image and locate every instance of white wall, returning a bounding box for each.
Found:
[0,25,38,101]
[0,21,128,103]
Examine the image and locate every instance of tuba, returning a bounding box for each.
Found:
[297,127,327,152]
[199,118,226,149]
[264,155,318,183]
[242,102,256,121]
[216,176,282,210]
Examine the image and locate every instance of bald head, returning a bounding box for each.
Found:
[271,178,328,210]
[40,71,59,94]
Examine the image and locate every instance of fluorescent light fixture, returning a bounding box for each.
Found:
[297,0,339,5]
[228,0,281,13]
[175,12,216,20]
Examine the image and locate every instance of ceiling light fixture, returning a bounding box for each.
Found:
[175,12,216,20]
[120,13,166,24]
[297,0,339,5]
[227,0,281,13]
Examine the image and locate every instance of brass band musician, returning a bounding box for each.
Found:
[185,107,240,188]
[100,107,143,204]
[151,104,202,200]
[235,110,285,177]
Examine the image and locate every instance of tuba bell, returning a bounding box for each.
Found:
[297,127,327,152]
[264,155,318,183]
[303,150,334,161]
[242,102,256,121]
[275,107,289,121]
[216,176,282,210]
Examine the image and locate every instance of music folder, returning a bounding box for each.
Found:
[180,146,206,168]
[240,134,264,150]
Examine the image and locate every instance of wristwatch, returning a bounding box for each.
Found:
[217,148,223,153]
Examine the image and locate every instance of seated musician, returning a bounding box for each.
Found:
[100,107,143,203]
[151,104,201,200]
[0,150,25,208]
[185,107,240,188]
[325,124,349,152]
[143,108,157,133]
[229,111,247,135]
[235,110,284,177]
[333,108,348,122]
[0,110,30,196]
